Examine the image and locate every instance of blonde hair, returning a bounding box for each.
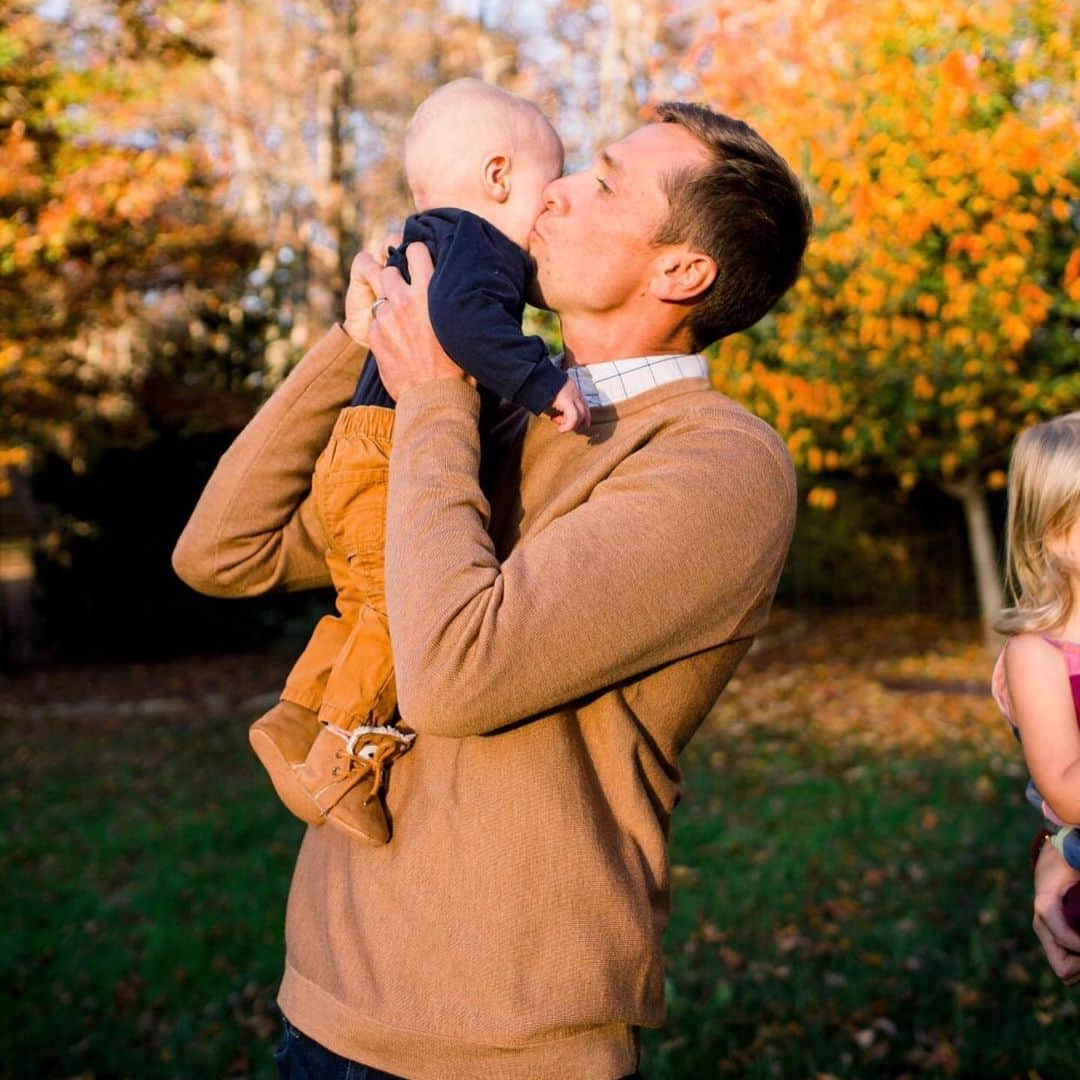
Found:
[995,411,1080,635]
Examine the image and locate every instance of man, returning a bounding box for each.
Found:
[173,102,812,1077]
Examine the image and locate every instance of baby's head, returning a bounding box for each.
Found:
[1000,411,1080,632]
[404,79,564,249]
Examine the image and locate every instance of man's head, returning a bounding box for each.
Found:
[530,103,811,358]
[404,79,564,249]
[651,103,812,349]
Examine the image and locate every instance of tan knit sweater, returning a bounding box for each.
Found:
[173,326,796,1078]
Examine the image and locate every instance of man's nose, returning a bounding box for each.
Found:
[542,175,569,213]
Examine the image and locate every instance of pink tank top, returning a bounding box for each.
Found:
[993,636,1080,828]
[1048,637,1080,719]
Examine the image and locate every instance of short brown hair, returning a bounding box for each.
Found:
[652,102,812,349]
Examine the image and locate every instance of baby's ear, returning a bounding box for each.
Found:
[483,154,511,203]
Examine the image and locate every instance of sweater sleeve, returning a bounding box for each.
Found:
[427,217,568,415]
[385,380,796,738]
[172,326,367,598]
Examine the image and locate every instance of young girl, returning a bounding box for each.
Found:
[992,411,1080,928]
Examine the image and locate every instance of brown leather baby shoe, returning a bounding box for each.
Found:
[249,699,325,825]
[250,703,414,844]
[293,722,416,845]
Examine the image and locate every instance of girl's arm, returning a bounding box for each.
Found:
[1006,633,1080,822]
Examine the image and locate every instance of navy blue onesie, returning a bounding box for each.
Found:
[350,208,567,414]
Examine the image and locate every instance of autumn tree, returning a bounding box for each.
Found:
[0,0,258,471]
[0,1,557,660]
[168,0,532,362]
[688,0,1080,646]
[535,0,696,153]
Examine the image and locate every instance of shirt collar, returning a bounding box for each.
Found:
[555,353,708,408]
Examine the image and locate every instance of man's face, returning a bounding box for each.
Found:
[527,122,709,315]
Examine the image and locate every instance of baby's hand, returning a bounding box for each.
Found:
[547,378,591,433]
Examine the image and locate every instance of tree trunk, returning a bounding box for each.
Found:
[945,475,1003,654]
[210,9,266,230]
[332,3,360,313]
[598,0,642,140]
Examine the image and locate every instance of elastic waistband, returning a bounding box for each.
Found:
[332,404,397,443]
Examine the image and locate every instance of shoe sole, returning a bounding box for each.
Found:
[249,727,327,826]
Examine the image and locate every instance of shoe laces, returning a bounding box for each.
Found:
[327,723,416,800]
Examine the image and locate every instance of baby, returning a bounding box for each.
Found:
[248,80,588,844]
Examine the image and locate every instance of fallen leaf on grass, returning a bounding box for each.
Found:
[907,1033,959,1073]
[1005,961,1030,984]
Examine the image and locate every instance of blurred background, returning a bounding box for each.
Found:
[1,0,1078,1076]
[1,0,1076,666]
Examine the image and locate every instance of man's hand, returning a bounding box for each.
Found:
[343,253,379,348]
[343,238,403,347]
[351,243,466,401]
[1033,840,1080,985]
[547,378,591,433]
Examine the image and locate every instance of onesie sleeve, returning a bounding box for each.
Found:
[426,213,568,416]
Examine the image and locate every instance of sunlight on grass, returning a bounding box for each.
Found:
[1,614,1073,1076]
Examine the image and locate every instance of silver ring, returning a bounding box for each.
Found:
[370,297,390,318]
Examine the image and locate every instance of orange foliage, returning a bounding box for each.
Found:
[0,5,256,465]
[690,0,1080,499]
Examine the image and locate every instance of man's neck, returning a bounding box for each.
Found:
[558,312,697,367]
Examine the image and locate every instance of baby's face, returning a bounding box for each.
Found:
[404,93,564,251]
[498,132,564,251]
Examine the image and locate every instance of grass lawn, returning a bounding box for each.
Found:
[1,613,1074,1077]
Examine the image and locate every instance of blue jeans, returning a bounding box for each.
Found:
[274,1018,406,1080]
[274,1016,644,1079]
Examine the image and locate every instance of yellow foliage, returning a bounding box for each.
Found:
[807,486,838,510]
[0,447,30,469]
[690,0,1078,491]
[1065,248,1080,300]
[0,446,30,499]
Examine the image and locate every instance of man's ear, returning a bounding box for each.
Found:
[483,154,511,203]
[649,248,717,302]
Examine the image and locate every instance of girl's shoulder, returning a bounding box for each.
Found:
[1004,632,1080,682]
[1006,630,1068,660]
[992,633,1079,720]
